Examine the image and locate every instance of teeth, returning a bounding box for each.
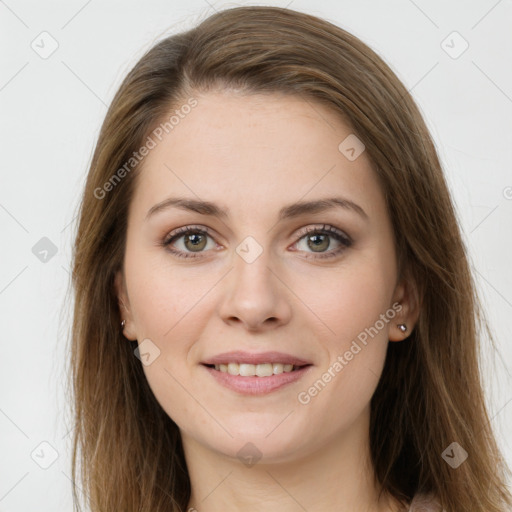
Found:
[213,362,296,376]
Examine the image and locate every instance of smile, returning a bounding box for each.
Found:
[209,362,300,376]
[202,363,313,395]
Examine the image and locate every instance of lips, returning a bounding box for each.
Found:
[201,350,312,367]
[202,363,313,395]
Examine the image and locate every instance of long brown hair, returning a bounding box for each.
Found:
[67,6,512,511]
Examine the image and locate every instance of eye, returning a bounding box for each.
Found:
[161,224,352,260]
[161,225,216,259]
[292,224,352,260]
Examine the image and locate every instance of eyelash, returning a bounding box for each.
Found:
[161,224,352,260]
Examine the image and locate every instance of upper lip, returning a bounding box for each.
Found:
[202,350,312,366]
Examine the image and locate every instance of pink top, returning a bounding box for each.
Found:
[408,493,443,511]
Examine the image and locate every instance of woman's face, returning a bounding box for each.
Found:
[116,90,413,463]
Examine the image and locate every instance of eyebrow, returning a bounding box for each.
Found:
[145,196,368,222]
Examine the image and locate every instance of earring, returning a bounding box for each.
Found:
[121,319,126,328]
[397,323,407,333]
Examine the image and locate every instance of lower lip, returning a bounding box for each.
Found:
[202,364,313,395]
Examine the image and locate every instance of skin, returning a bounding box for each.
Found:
[115,90,419,512]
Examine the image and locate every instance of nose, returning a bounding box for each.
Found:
[217,245,292,332]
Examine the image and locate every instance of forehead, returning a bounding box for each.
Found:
[129,91,385,222]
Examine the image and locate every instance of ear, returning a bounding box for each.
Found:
[114,270,138,341]
[388,273,421,342]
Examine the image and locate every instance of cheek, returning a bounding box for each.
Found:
[124,250,221,422]
[294,255,394,402]
[125,243,215,338]
[294,257,395,345]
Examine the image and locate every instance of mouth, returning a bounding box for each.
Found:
[201,362,314,395]
[202,362,311,376]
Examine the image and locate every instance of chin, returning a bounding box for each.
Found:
[205,422,311,464]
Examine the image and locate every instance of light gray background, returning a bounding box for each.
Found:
[1,1,511,510]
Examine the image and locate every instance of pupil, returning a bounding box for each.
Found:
[309,234,328,251]
[186,233,206,251]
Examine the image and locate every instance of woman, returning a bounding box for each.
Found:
[68,6,512,511]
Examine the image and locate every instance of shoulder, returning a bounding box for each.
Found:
[408,492,443,511]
